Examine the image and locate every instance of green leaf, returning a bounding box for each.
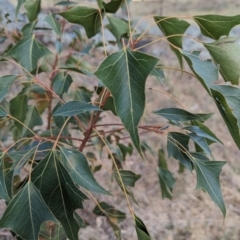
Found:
[150,65,165,83]
[24,0,41,22]
[52,72,73,96]
[181,50,218,94]
[211,85,240,148]
[22,22,36,37]
[204,37,240,85]
[60,147,110,195]
[154,16,190,68]
[16,0,26,18]
[45,14,61,37]
[188,133,211,155]
[53,101,102,116]
[93,201,126,239]
[95,48,158,154]
[59,6,103,38]
[107,16,129,45]
[55,1,76,6]
[0,182,57,240]
[134,214,151,240]
[167,132,192,171]
[154,107,205,122]
[103,0,124,13]
[0,106,8,118]
[59,66,90,75]
[32,151,88,240]
[114,170,141,187]
[10,94,28,134]
[193,155,226,217]
[6,36,51,72]
[193,14,240,40]
[0,75,17,102]
[22,106,43,137]
[158,150,175,199]
[0,154,11,202]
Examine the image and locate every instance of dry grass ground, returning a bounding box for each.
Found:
[1,0,240,239]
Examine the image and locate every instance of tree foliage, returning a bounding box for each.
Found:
[0,0,239,239]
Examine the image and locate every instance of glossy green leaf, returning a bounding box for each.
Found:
[45,14,61,37]
[53,101,101,116]
[193,14,240,40]
[167,132,192,171]
[10,94,28,134]
[0,182,57,240]
[158,150,175,199]
[0,154,11,201]
[6,36,51,72]
[154,107,205,122]
[181,50,218,94]
[193,155,226,217]
[188,133,211,155]
[103,0,124,13]
[0,106,8,118]
[32,151,88,240]
[59,6,103,38]
[211,85,240,148]
[154,16,190,67]
[60,147,110,195]
[205,37,240,85]
[135,214,151,240]
[95,48,158,154]
[107,16,129,45]
[52,72,73,96]
[24,0,41,22]
[114,170,141,187]
[0,75,17,102]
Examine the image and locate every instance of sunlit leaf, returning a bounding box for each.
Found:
[95,48,158,154]
[181,50,218,94]
[167,132,192,171]
[193,14,240,39]
[154,16,190,67]
[6,36,51,72]
[53,101,102,116]
[60,147,110,195]
[205,37,240,85]
[0,182,57,240]
[59,6,103,38]
[32,151,88,240]
[0,75,17,102]
[211,85,240,148]
[193,154,226,217]
[158,150,175,199]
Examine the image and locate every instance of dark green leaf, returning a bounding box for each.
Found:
[135,214,151,240]
[154,107,204,122]
[60,147,110,195]
[53,101,102,116]
[6,36,51,72]
[55,1,76,6]
[193,14,240,40]
[114,170,141,187]
[150,65,165,83]
[188,133,211,155]
[32,151,88,240]
[167,132,192,171]
[181,50,218,94]
[154,16,190,67]
[45,14,61,37]
[52,72,73,96]
[193,156,226,217]
[59,66,90,75]
[103,0,124,13]
[24,0,41,22]
[0,154,11,201]
[0,106,8,117]
[204,37,240,85]
[74,213,88,228]
[211,85,240,148]
[22,22,36,37]
[10,94,28,134]
[0,75,17,102]
[95,48,158,154]
[158,150,175,199]
[59,6,103,38]
[103,96,117,115]
[0,182,57,240]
